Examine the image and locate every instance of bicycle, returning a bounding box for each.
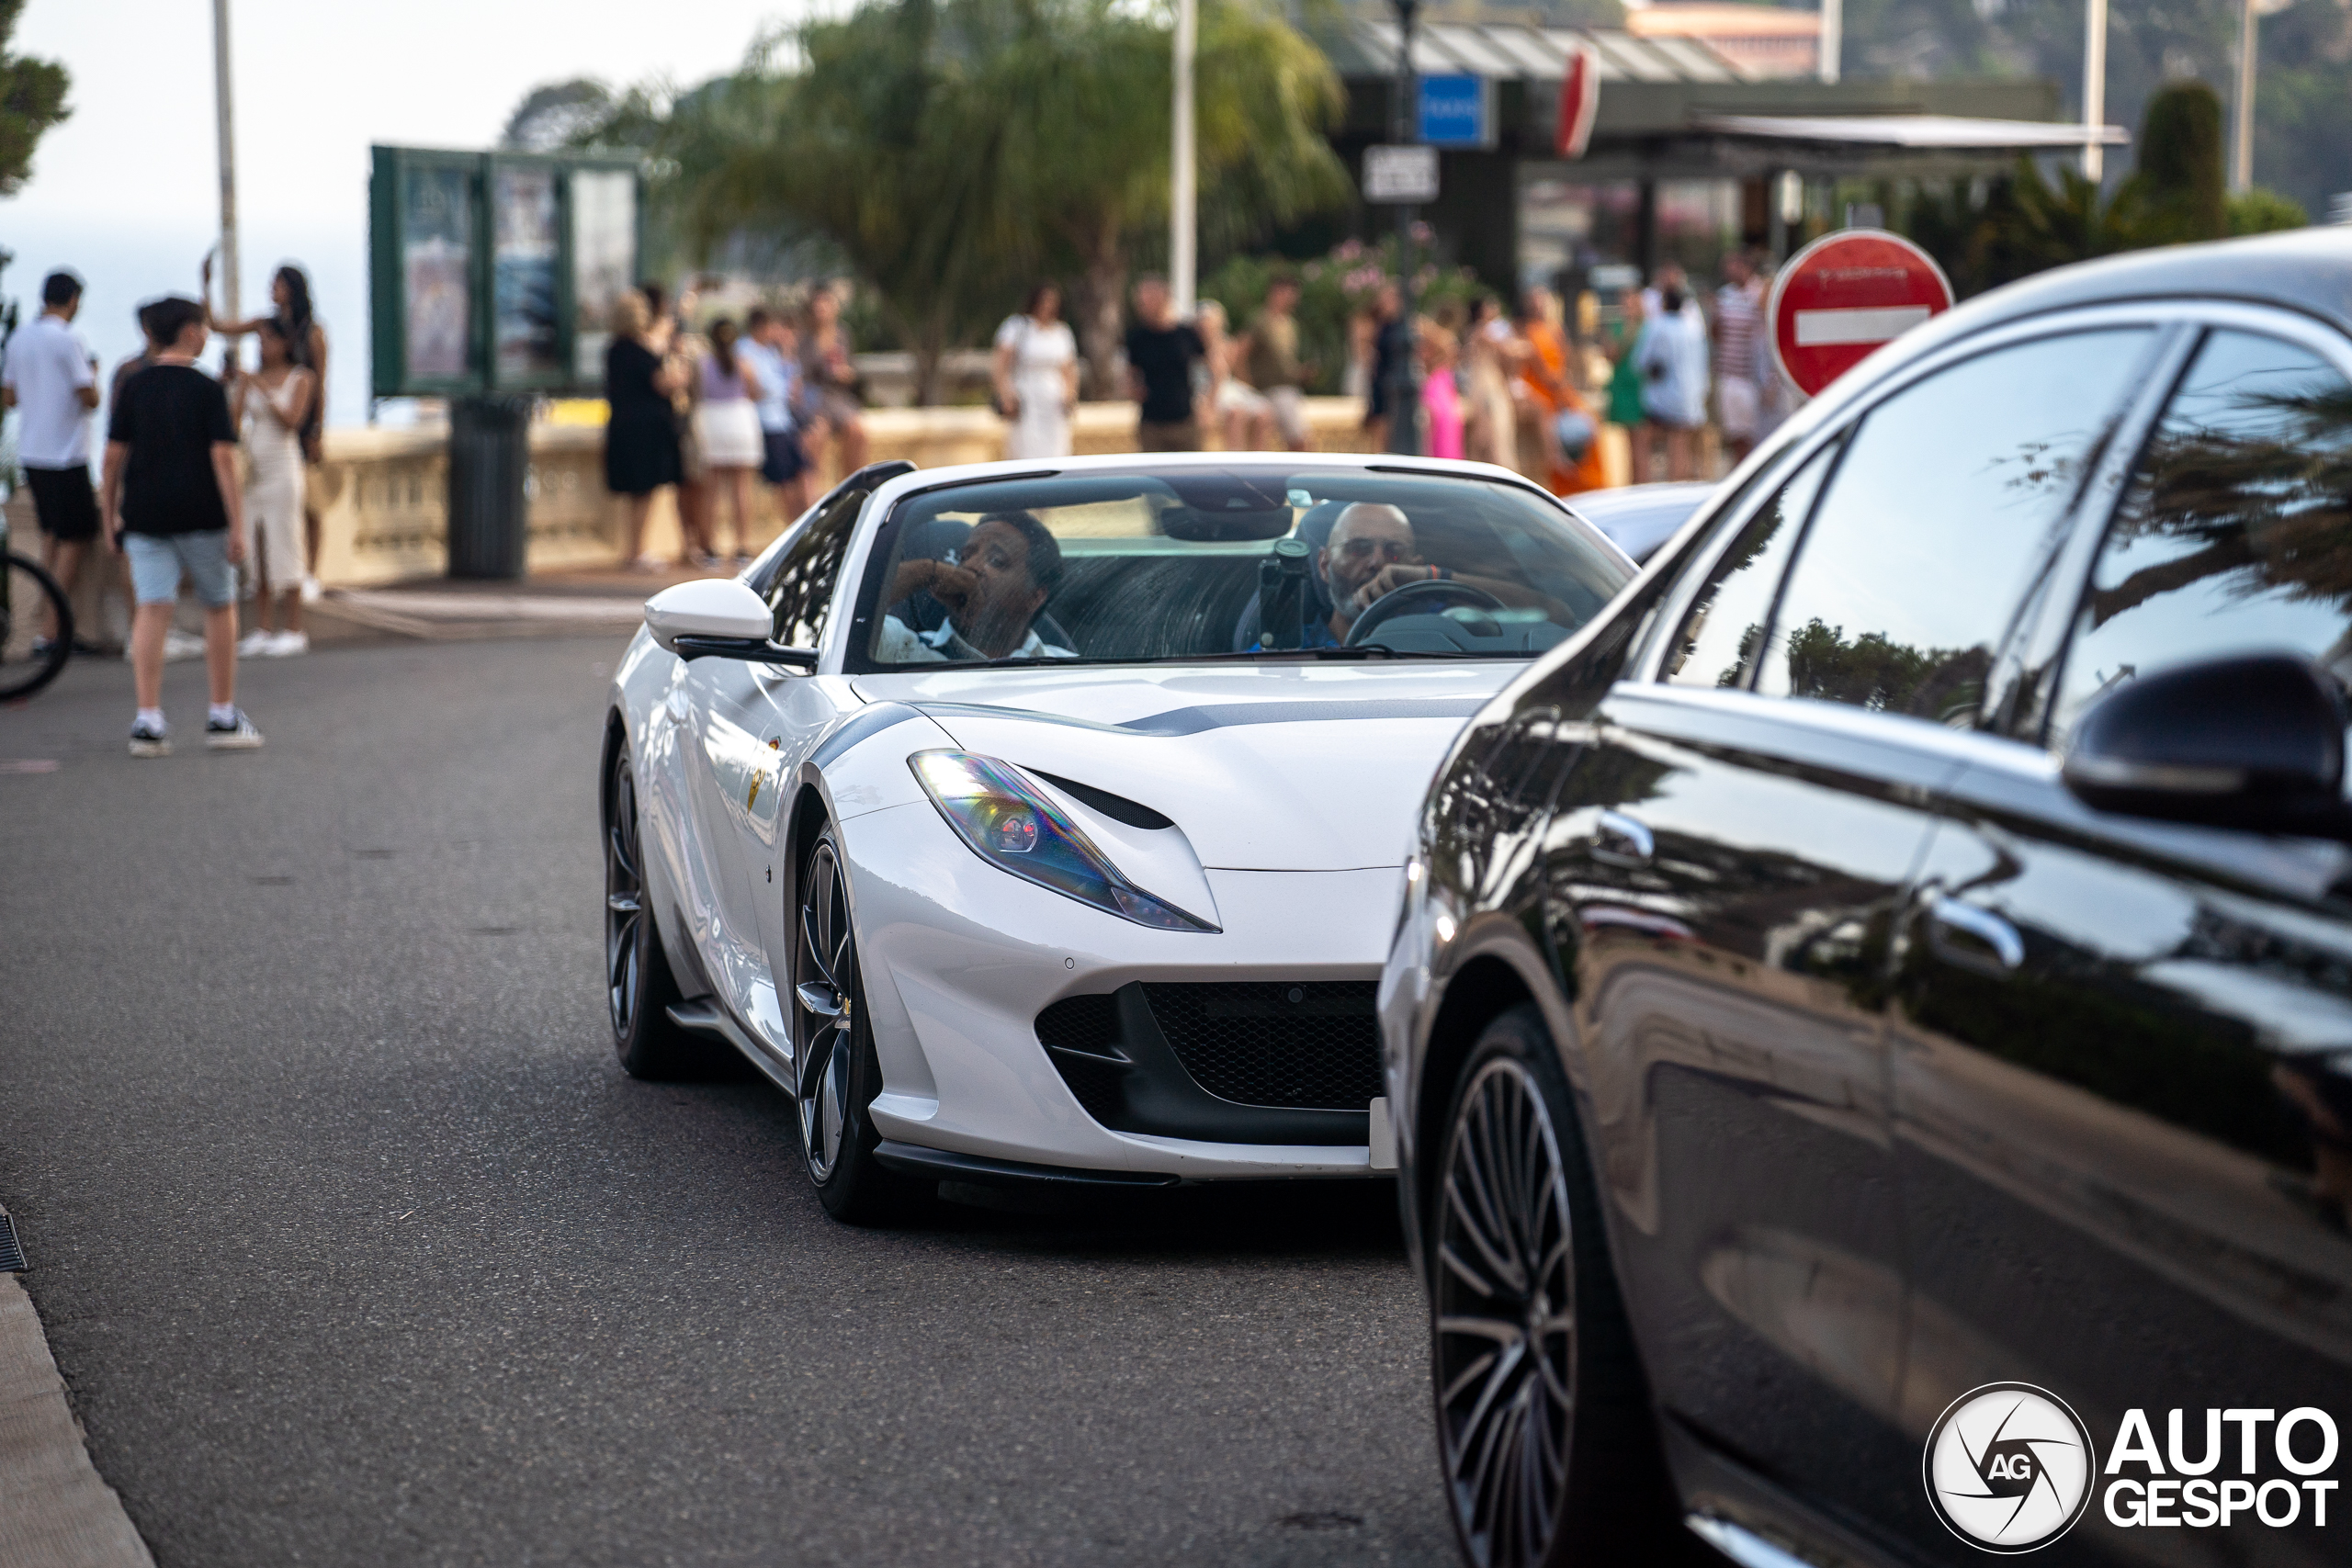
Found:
[1,528,74,702]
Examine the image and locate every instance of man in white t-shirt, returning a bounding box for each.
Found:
[2,271,101,652]
[873,512,1077,663]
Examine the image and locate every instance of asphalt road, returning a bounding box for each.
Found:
[0,637,1452,1567]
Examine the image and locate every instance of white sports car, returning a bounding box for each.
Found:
[603,453,1633,1220]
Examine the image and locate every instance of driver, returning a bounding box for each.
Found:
[1321,502,1448,643]
[875,511,1077,662]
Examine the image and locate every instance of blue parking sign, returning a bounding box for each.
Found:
[1418,75,1492,149]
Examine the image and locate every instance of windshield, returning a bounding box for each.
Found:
[852,467,1631,670]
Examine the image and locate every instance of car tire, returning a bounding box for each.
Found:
[605,748,730,1079]
[792,823,923,1225]
[1430,1003,1698,1568]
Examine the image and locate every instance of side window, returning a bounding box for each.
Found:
[765,488,867,648]
[1663,441,1838,689]
[2049,329,2352,744]
[1756,329,2155,723]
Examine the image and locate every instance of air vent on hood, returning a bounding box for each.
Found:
[1030,771,1174,830]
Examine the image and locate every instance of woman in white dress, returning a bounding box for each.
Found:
[232,321,314,656]
[991,284,1079,459]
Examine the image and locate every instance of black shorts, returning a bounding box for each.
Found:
[26,465,99,543]
[761,430,808,486]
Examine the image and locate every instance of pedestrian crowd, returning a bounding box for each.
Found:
[603,280,868,572]
[4,259,332,756]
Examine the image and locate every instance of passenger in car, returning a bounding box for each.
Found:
[876,511,1079,663]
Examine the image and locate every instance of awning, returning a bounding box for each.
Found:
[1692,114,2130,150]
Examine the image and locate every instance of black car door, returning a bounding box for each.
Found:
[1894,321,2352,1565]
[1551,322,2162,1553]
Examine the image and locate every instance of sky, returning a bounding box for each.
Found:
[4,0,809,430]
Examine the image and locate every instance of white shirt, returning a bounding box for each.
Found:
[2,312,96,468]
[873,615,1077,664]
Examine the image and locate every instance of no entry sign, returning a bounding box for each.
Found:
[1767,230,1954,398]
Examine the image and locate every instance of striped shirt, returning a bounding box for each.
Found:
[1716,281,1762,380]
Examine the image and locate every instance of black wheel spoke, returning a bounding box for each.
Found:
[1436,1057,1577,1568]
[794,839,860,1183]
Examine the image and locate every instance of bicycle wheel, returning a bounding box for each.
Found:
[0,550,73,702]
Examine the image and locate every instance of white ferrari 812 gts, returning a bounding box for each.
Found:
[603,453,1634,1220]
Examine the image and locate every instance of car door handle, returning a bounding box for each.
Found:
[1592,810,1655,868]
[1927,895,2024,974]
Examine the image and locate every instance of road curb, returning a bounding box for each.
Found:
[0,1276,154,1568]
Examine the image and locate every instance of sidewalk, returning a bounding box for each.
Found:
[303,561,729,647]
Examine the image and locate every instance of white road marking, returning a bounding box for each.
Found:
[1793,305,1933,346]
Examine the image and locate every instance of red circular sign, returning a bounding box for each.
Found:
[1767,230,1954,398]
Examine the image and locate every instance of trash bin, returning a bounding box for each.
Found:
[446,395,534,580]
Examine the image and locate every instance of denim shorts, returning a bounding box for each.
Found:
[124,530,236,607]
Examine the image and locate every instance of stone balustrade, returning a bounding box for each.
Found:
[4,400,1634,650]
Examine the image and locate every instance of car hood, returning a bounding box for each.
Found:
[850,663,1513,871]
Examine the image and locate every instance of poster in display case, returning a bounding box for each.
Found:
[370,146,641,398]
[570,168,637,385]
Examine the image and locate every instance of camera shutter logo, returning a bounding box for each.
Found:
[1925,1383,2098,1552]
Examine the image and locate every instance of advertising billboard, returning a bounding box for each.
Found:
[370,147,641,399]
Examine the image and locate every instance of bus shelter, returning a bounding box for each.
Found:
[1314,19,2123,294]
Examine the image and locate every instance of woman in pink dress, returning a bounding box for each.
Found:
[1419,322,1464,460]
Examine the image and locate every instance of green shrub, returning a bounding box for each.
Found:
[2228,187,2308,235]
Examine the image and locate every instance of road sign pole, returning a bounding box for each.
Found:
[1389,0,1419,456]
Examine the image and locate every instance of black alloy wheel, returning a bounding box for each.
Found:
[605,746,713,1077]
[791,825,919,1223]
[1431,1005,1698,1568]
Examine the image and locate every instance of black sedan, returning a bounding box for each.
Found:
[1382,230,2352,1568]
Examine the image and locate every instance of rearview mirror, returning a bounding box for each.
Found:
[2061,652,2351,837]
[642,580,816,668]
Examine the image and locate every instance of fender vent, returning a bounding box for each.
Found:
[0,1211,24,1272]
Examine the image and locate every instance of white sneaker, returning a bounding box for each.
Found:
[204,708,265,750]
[163,629,208,662]
[129,718,171,758]
[266,630,309,657]
[300,575,322,604]
[238,628,276,659]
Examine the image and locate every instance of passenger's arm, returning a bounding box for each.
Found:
[212,443,245,564]
[100,441,128,549]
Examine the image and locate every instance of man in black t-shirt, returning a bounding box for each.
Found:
[1123,275,1204,453]
[99,296,263,757]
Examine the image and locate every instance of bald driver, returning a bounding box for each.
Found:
[1319,502,1447,643]
[875,511,1078,663]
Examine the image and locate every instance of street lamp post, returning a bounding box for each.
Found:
[2233,0,2256,191]
[2082,0,2109,183]
[1171,0,1197,315]
[212,0,241,323]
[1387,0,1419,456]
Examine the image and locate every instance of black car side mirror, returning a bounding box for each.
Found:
[2062,652,2352,837]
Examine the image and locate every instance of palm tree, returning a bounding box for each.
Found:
[594,0,1350,402]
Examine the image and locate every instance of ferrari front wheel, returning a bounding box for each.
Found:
[792,824,921,1224]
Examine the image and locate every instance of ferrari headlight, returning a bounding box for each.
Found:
[910,751,1217,932]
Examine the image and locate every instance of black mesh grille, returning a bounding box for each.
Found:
[1036,993,1120,1054]
[1035,994,1125,1122]
[1143,982,1381,1111]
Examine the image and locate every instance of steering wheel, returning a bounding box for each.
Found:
[1344,578,1510,646]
